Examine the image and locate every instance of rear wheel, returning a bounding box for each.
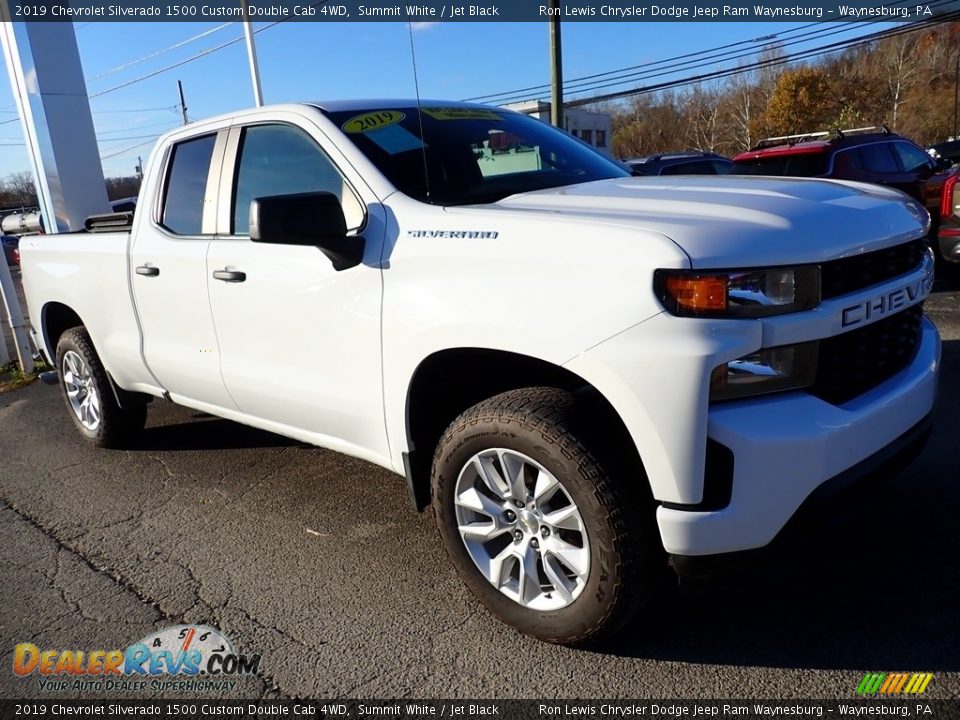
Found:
[431,387,663,645]
[56,327,147,448]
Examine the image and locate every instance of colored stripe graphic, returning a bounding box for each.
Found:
[857,673,886,694]
[904,673,933,694]
[857,672,932,695]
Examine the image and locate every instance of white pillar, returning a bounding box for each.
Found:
[0,16,110,232]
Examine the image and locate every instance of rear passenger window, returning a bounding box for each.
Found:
[231,124,364,235]
[857,144,899,174]
[162,134,216,235]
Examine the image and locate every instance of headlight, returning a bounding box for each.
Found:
[710,342,818,402]
[654,266,820,317]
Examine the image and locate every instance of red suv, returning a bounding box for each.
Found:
[732,127,959,266]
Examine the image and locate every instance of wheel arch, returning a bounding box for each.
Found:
[41,302,147,410]
[41,302,85,360]
[403,347,650,512]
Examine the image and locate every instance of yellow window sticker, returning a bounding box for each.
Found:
[421,107,502,121]
[342,110,406,134]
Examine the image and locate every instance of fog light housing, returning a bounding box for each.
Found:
[710,341,818,402]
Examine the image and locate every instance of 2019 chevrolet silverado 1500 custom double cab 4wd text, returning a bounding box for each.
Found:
[21,101,940,645]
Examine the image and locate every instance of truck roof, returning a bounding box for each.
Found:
[307,99,504,113]
[153,99,520,146]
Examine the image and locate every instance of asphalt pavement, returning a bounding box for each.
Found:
[1,280,958,701]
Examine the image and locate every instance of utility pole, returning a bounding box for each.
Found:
[549,0,563,129]
[240,0,264,107]
[954,52,959,139]
[178,80,188,125]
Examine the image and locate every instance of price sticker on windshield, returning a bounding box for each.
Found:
[342,110,406,134]
[422,107,502,121]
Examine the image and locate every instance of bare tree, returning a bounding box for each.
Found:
[879,34,922,130]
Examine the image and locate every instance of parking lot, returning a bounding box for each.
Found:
[1,279,958,701]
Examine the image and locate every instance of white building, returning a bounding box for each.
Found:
[504,100,613,158]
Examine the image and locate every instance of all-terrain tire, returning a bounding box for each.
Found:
[55,327,147,448]
[431,386,663,646]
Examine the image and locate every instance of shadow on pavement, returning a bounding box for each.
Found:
[137,415,300,451]
[605,339,959,672]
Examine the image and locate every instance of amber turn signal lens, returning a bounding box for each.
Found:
[664,275,728,312]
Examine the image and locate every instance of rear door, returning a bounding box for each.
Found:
[129,129,238,410]
[205,113,389,460]
[839,142,906,190]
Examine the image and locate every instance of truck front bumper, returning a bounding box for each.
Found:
[656,315,940,557]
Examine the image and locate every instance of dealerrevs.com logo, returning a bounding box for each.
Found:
[13,625,261,693]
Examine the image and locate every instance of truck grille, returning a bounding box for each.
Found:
[820,239,927,299]
[810,304,924,405]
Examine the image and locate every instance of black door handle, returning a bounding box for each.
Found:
[212,269,246,283]
[135,265,159,277]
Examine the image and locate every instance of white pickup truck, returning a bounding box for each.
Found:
[21,101,940,645]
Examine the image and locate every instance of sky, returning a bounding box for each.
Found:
[0,19,900,179]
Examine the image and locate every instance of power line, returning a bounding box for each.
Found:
[469,0,952,105]
[89,2,330,99]
[0,121,179,143]
[86,23,233,81]
[563,14,960,108]
[92,105,180,114]
[95,119,181,136]
[100,137,161,161]
[465,20,830,102]
[99,131,176,148]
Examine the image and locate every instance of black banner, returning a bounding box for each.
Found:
[2,700,960,720]
[6,0,960,22]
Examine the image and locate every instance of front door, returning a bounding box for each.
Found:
[205,118,388,460]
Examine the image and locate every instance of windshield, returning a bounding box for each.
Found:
[325,106,629,205]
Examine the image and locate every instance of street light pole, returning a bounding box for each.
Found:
[239,2,264,107]
[549,0,563,128]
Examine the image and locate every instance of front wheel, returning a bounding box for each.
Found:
[431,387,662,645]
[56,327,147,448]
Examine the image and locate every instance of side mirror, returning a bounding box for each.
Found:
[249,191,365,271]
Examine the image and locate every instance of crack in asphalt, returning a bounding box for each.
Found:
[50,551,105,623]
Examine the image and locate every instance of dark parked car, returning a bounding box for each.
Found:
[626,151,733,176]
[110,196,137,214]
[1,235,18,267]
[929,139,960,166]
[732,127,957,265]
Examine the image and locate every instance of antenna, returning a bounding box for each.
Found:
[406,20,431,202]
[177,80,188,125]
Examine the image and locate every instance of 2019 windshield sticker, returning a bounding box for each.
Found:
[342,110,405,133]
[407,230,499,239]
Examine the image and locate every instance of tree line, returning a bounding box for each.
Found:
[607,22,960,160]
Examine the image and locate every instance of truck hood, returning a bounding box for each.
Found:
[490,176,929,268]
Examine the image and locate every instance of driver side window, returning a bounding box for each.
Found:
[231,124,364,235]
